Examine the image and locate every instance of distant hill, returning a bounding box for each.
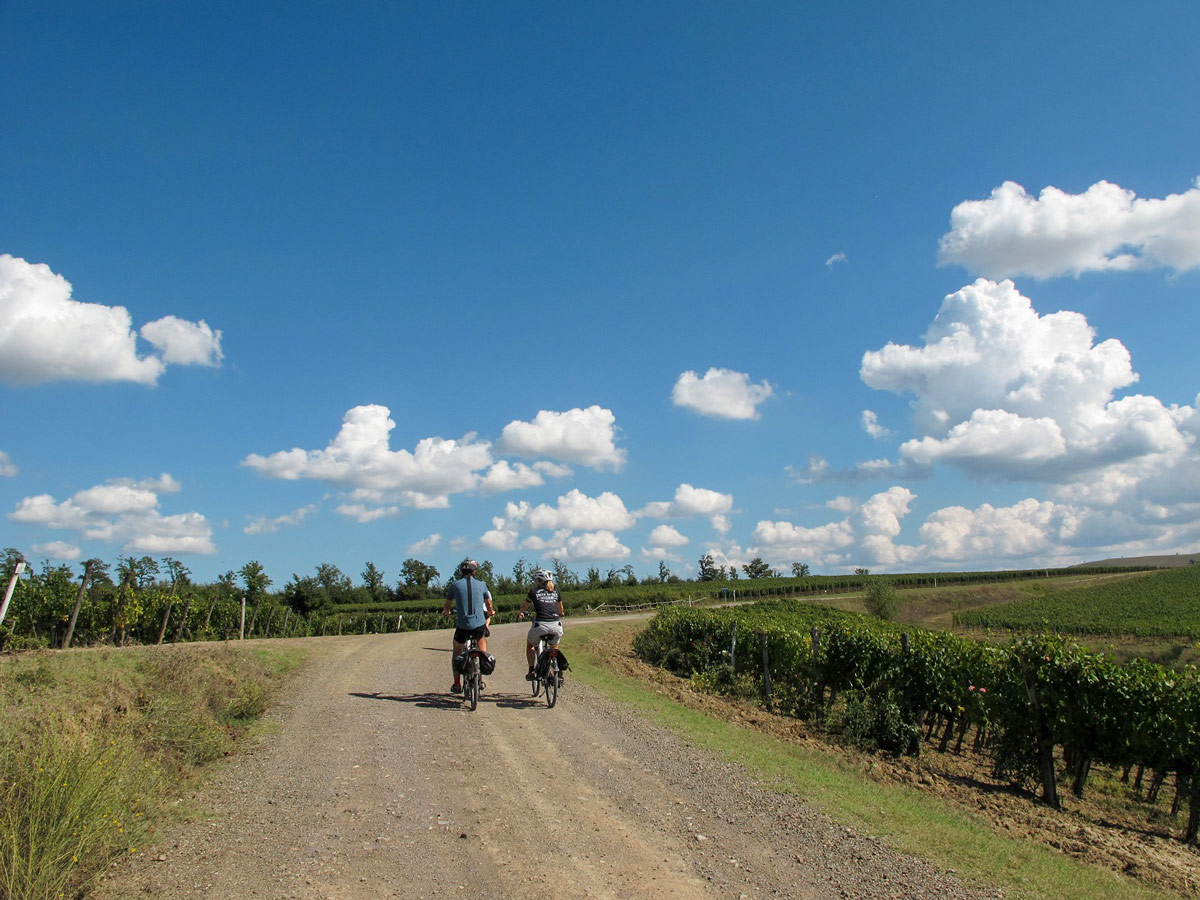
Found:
[1073,552,1199,568]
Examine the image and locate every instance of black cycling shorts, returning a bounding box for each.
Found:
[454,625,487,643]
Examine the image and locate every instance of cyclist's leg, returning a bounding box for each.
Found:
[451,629,467,692]
[525,623,539,679]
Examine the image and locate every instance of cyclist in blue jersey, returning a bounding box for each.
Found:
[517,569,565,682]
[441,558,495,694]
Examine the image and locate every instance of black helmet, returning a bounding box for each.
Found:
[460,558,479,574]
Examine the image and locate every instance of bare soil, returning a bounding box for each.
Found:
[94,623,1005,900]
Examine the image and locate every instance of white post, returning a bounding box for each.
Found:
[0,561,27,628]
[239,595,246,640]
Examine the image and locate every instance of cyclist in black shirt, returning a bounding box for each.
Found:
[517,568,564,681]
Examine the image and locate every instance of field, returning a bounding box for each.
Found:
[953,565,1200,639]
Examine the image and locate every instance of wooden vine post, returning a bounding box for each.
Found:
[759,631,773,712]
[62,560,94,650]
[0,560,27,630]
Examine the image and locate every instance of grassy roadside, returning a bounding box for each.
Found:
[568,620,1183,900]
[0,641,306,900]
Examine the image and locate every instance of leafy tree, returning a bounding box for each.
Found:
[475,560,498,589]
[742,557,772,579]
[361,562,387,602]
[282,574,329,616]
[401,558,440,590]
[620,564,637,586]
[240,560,273,636]
[657,560,671,583]
[315,562,354,603]
[854,567,871,576]
[698,554,720,582]
[586,566,602,588]
[512,557,530,588]
[551,558,577,589]
[791,562,811,578]
[240,560,272,598]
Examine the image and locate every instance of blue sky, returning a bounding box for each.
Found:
[3,2,1199,587]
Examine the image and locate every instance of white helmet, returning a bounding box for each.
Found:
[533,568,553,585]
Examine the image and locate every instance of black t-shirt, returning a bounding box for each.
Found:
[527,587,561,622]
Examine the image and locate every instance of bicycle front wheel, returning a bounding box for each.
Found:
[544,656,559,708]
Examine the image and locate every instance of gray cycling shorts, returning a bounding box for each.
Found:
[526,620,563,646]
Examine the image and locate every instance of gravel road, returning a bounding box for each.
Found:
[95,623,1002,900]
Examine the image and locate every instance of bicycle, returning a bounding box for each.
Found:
[530,634,563,709]
[458,635,485,711]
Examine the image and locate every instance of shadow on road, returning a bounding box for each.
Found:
[349,690,546,710]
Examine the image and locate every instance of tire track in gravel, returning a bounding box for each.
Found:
[94,622,999,900]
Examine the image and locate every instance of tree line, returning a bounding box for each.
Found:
[0,549,725,650]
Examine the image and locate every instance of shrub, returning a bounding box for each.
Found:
[864,579,900,621]
[829,689,916,755]
[0,728,159,900]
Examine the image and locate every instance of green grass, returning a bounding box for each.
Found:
[568,620,1181,900]
[0,642,305,900]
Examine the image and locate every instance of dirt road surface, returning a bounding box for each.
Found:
[96,623,1001,900]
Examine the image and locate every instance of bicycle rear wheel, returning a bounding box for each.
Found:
[544,655,559,708]
[467,657,480,711]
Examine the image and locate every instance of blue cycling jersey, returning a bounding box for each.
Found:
[445,576,491,630]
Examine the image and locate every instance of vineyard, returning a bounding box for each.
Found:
[633,600,1200,844]
[954,564,1200,636]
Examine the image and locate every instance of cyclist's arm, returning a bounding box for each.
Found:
[484,589,495,617]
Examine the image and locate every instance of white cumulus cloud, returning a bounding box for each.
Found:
[647,524,689,548]
[0,254,223,385]
[496,406,625,470]
[0,451,16,477]
[8,474,215,555]
[938,177,1200,279]
[861,410,892,439]
[32,541,82,561]
[244,504,318,535]
[478,460,570,494]
[919,498,1076,563]
[859,278,1195,482]
[671,367,774,420]
[524,529,630,562]
[140,315,223,366]
[751,518,856,568]
[525,489,636,533]
[638,483,734,533]
[407,534,442,555]
[858,279,1200,541]
[242,404,493,512]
